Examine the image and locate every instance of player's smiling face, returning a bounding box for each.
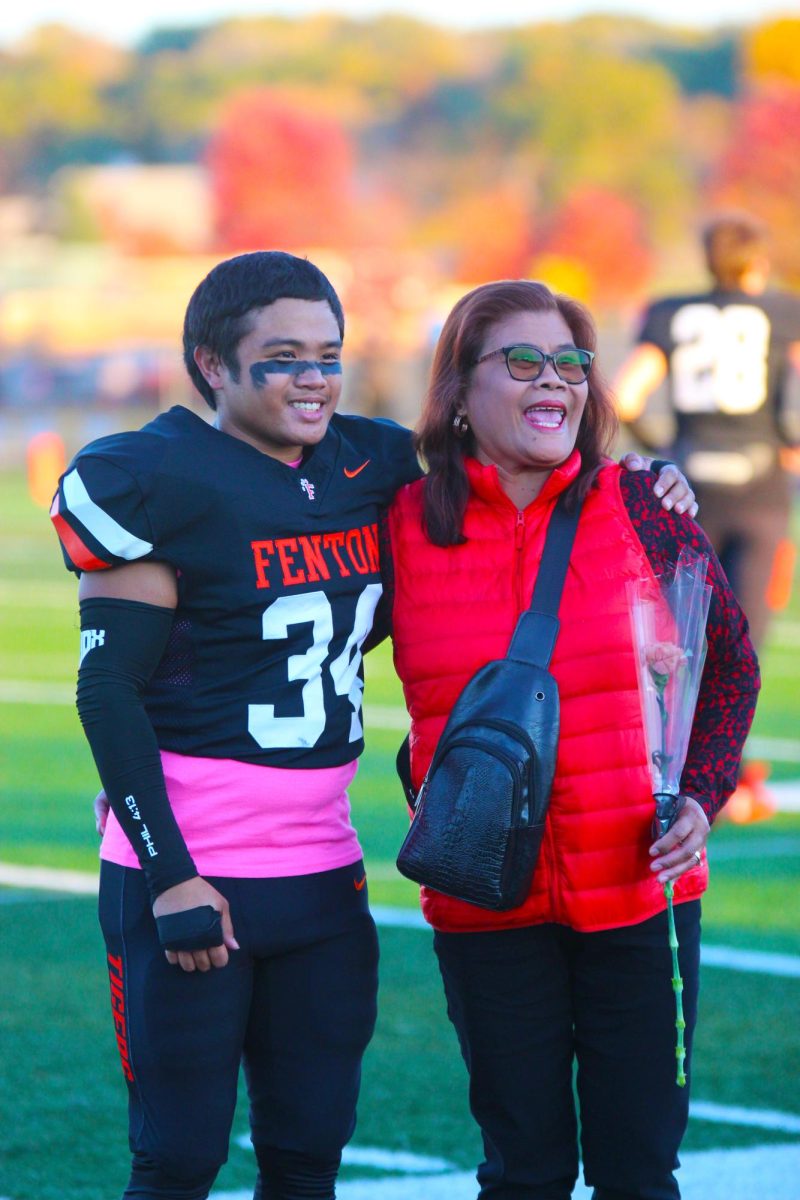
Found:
[197,297,344,462]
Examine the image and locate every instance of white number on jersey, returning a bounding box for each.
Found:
[329,583,383,742]
[670,303,770,414]
[247,584,382,750]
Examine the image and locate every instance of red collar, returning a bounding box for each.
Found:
[464,449,582,509]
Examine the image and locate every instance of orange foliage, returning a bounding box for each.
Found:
[538,188,652,307]
[708,86,800,283]
[745,19,800,86]
[425,186,533,284]
[206,88,357,252]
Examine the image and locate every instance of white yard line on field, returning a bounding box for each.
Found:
[234,1139,452,1173]
[5,677,800,771]
[700,945,800,978]
[0,684,413,724]
[340,1147,452,1173]
[370,904,428,929]
[363,704,410,731]
[756,778,800,809]
[0,862,98,894]
[0,582,76,608]
[746,738,800,767]
[214,1143,800,1200]
[690,1102,800,1135]
[711,836,800,860]
[0,680,75,704]
[371,903,800,977]
[2,864,799,980]
[767,620,800,646]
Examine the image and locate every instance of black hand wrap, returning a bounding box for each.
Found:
[156,906,224,952]
[650,459,676,475]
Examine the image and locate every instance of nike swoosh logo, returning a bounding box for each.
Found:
[344,460,370,478]
[353,874,367,891]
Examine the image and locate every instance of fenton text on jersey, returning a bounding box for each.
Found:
[251,522,380,589]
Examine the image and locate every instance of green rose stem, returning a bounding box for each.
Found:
[665,879,687,1087]
[650,664,687,1088]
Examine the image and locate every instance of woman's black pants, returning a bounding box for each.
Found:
[434,902,701,1200]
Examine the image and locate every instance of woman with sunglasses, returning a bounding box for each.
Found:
[387,280,759,1199]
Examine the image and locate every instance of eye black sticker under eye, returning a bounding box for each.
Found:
[250,360,342,384]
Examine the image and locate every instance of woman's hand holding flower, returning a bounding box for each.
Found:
[648,796,710,884]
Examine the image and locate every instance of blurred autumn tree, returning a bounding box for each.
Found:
[206,88,357,251]
[744,17,800,87]
[0,25,128,186]
[369,18,696,282]
[707,85,800,286]
[1,12,799,307]
[534,186,652,308]
[415,183,533,283]
[707,16,800,285]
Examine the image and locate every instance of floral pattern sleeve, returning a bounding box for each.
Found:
[620,471,760,823]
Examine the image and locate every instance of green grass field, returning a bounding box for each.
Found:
[1,466,800,1200]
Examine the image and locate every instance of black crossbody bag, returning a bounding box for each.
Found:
[395,493,582,911]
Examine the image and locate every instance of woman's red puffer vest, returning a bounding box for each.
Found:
[389,452,708,933]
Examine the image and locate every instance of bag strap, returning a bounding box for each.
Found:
[507,492,583,670]
[395,489,583,804]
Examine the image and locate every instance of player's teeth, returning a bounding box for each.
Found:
[291,402,321,411]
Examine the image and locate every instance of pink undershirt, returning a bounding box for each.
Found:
[99,454,363,878]
[100,752,363,877]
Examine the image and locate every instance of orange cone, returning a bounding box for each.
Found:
[724,761,777,824]
[27,431,66,509]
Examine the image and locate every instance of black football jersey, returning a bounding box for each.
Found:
[637,288,800,482]
[52,405,421,767]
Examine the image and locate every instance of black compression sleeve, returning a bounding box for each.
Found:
[77,597,197,902]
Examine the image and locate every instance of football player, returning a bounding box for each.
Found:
[52,250,696,1200]
[615,211,800,651]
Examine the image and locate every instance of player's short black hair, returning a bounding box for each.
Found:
[183,251,346,409]
[701,212,769,290]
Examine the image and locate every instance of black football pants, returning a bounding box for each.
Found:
[99,860,379,1200]
[693,478,791,651]
[434,902,701,1200]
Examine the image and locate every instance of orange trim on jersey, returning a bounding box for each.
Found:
[50,492,111,571]
[766,538,795,613]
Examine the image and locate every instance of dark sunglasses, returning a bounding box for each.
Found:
[476,344,594,384]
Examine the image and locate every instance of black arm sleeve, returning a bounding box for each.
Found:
[77,597,198,902]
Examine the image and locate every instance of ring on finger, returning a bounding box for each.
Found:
[692,849,702,866]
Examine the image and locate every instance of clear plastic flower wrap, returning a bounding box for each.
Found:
[628,545,712,1086]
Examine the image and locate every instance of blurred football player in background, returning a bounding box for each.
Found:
[615,212,800,819]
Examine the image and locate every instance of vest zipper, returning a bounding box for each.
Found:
[515,510,525,611]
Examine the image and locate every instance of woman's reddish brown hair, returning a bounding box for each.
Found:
[415,279,618,545]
